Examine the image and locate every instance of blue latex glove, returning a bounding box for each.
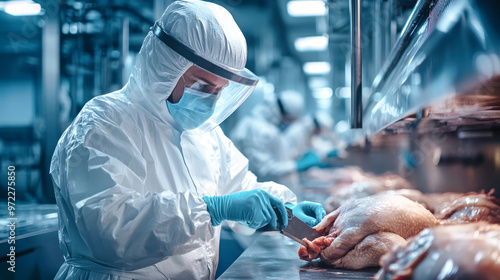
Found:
[202,189,288,231]
[287,201,326,227]
[327,149,339,158]
[296,151,323,172]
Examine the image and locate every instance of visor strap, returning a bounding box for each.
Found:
[151,22,257,86]
[313,117,320,130]
[276,97,287,117]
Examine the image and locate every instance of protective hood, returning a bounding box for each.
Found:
[126,0,252,130]
[278,90,305,122]
[251,91,282,125]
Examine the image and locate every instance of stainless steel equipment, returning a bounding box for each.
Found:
[218,233,379,280]
[365,0,500,138]
[350,0,363,128]
[342,0,500,195]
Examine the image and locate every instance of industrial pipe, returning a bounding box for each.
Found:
[350,0,362,128]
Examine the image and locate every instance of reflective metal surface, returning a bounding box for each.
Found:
[350,0,363,128]
[279,207,322,245]
[371,0,434,93]
[0,203,58,240]
[218,233,379,279]
[361,0,500,139]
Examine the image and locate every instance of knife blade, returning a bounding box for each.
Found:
[275,206,322,246]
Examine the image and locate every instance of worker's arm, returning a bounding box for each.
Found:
[51,117,213,270]
[202,189,288,230]
[203,129,296,234]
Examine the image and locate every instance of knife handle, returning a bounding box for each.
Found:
[273,206,284,233]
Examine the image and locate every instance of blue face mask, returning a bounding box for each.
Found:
[167,87,218,130]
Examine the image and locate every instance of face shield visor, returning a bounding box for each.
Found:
[152,22,258,134]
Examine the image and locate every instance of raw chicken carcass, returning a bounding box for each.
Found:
[376,222,500,280]
[380,189,499,220]
[378,174,414,190]
[299,232,407,269]
[323,180,387,212]
[380,189,431,210]
[323,174,413,212]
[423,191,463,213]
[306,166,370,185]
[381,189,464,214]
[435,190,500,224]
[299,194,438,269]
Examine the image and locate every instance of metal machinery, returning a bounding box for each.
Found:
[0,0,155,205]
[335,0,500,196]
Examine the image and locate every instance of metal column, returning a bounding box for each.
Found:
[350,0,362,128]
[384,0,394,62]
[41,14,60,203]
[120,16,130,86]
[374,0,383,73]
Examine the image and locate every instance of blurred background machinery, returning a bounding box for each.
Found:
[0,0,417,204]
[0,0,499,279]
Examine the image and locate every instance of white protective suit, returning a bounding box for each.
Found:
[229,91,304,191]
[50,1,296,279]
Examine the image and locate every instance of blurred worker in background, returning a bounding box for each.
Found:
[285,111,346,162]
[49,1,325,279]
[230,90,330,193]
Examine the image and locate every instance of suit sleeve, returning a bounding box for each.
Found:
[51,116,213,270]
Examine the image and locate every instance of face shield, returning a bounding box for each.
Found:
[152,22,258,134]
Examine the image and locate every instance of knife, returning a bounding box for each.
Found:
[275,206,322,246]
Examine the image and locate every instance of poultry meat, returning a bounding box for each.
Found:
[435,190,500,224]
[376,222,500,280]
[323,174,413,212]
[299,194,438,269]
[380,189,431,210]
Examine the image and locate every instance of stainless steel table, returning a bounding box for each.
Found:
[218,232,379,279]
[0,203,63,279]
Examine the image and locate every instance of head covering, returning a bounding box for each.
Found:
[314,111,334,130]
[127,0,256,133]
[278,90,305,122]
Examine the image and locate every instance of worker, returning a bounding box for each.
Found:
[285,112,345,160]
[230,90,328,192]
[49,1,325,279]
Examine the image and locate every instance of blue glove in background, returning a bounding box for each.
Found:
[287,201,326,227]
[203,189,288,230]
[327,149,339,158]
[296,151,323,172]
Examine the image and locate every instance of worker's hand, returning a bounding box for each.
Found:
[327,149,347,159]
[203,189,288,230]
[296,151,330,172]
[290,201,326,227]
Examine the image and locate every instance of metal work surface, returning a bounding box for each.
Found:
[218,232,378,280]
[0,203,58,241]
